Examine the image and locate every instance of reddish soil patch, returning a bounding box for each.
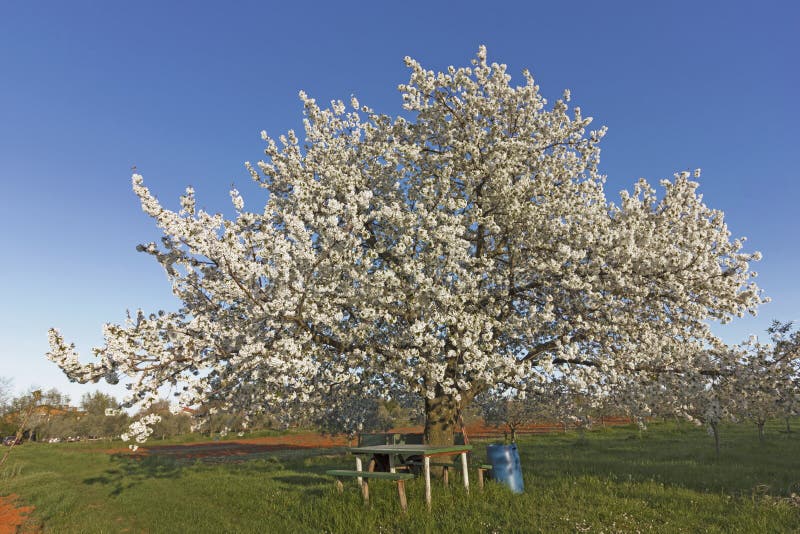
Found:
[101,431,350,460]
[98,418,634,461]
[392,416,634,440]
[0,494,35,534]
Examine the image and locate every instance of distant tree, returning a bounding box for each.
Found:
[6,388,70,441]
[599,371,667,430]
[40,388,71,408]
[735,346,779,441]
[138,400,191,440]
[78,391,129,440]
[666,348,740,457]
[0,376,11,413]
[476,391,540,443]
[550,382,597,439]
[724,322,799,440]
[0,377,13,434]
[0,419,14,437]
[767,321,800,432]
[38,412,80,441]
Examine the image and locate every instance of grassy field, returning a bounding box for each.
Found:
[1,420,798,533]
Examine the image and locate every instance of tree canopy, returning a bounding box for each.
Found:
[47,47,765,445]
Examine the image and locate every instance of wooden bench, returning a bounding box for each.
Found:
[476,464,492,489]
[326,469,416,511]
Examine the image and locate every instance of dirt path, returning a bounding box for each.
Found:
[0,494,36,534]
[100,431,351,460]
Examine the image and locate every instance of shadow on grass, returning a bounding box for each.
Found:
[83,454,184,496]
[272,469,336,499]
[81,449,348,500]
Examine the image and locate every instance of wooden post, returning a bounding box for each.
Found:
[355,456,363,488]
[442,465,449,487]
[424,456,432,511]
[397,480,408,512]
[361,478,369,505]
[460,452,470,493]
[477,468,484,490]
[335,479,343,493]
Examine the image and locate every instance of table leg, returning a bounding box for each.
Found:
[397,479,408,512]
[461,452,470,493]
[361,478,369,505]
[389,453,396,473]
[424,456,431,511]
[355,456,363,488]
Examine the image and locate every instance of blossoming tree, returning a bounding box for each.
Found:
[728,322,799,440]
[766,321,800,432]
[475,391,542,443]
[655,346,742,456]
[47,47,764,446]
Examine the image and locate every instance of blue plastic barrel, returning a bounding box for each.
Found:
[486,444,524,493]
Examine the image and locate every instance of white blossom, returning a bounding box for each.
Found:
[46,47,766,445]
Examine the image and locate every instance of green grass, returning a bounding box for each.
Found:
[2,420,798,533]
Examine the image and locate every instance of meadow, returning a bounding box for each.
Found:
[1,420,798,533]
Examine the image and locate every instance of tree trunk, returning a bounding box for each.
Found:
[785,417,791,433]
[710,421,720,458]
[757,420,765,442]
[510,427,517,444]
[423,394,459,446]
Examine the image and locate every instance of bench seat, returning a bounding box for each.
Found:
[325,469,414,480]
[326,469,414,511]
[403,460,456,467]
[477,464,492,489]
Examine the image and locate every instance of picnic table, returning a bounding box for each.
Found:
[347,443,473,510]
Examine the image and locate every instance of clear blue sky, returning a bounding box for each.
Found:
[1,1,797,402]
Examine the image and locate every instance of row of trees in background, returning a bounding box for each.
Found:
[0,387,204,442]
[668,320,800,454]
[0,379,417,443]
[473,321,799,454]
[5,314,800,446]
[0,387,123,440]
